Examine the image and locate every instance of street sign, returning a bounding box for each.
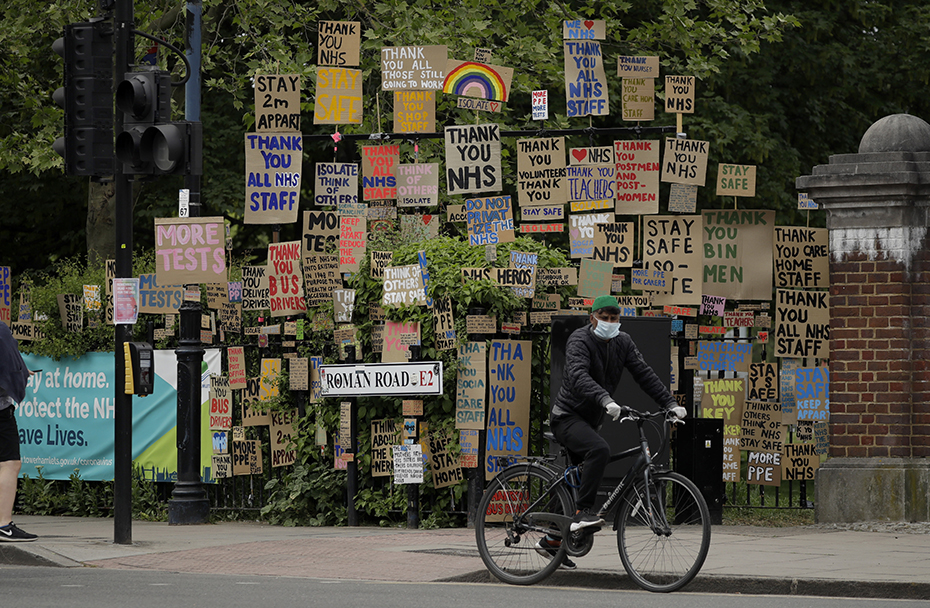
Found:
[319,361,443,397]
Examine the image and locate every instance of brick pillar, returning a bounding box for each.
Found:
[797,113,930,522]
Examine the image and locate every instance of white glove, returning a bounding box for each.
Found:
[605,401,623,421]
[668,406,687,420]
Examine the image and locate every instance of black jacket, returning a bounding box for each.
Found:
[0,321,29,407]
[552,324,676,427]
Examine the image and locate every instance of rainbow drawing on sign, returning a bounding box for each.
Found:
[443,62,508,102]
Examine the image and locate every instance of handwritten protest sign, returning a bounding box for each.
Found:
[445,124,502,195]
[569,212,611,258]
[775,289,829,358]
[665,75,695,113]
[486,340,532,479]
[255,74,300,132]
[339,216,367,273]
[456,342,487,429]
[433,296,456,350]
[661,138,708,186]
[622,78,654,121]
[392,444,423,483]
[578,258,614,297]
[394,91,435,133]
[592,223,633,267]
[154,217,227,285]
[138,274,182,314]
[209,376,232,431]
[795,366,829,421]
[443,59,513,102]
[314,67,362,124]
[465,195,514,245]
[381,45,447,90]
[459,429,479,468]
[382,265,427,307]
[267,241,305,317]
[701,294,725,316]
[509,251,538,298]
[615,140,659,214]
[643,215,702,305]
[799,193,818,209]
[244,134,301,224]
[318,21,360,66]
[780,358,799,423]
[617,55,659,77]
[537,268,578,287]
[313,163,358,209]
[567,164,615,202]
[334,288,355,323]
[302,211,339,258]
[241,377,270,426]
[0,267,10,324]
[231,439,262,476]
[668,183,698,213]
[747,451,781,486]
[631,267,672,291]
[774,227,828,289]
[748,363,778,401]
[380,320,419,362]
[396,163,439,207]
[532,89,548,120]
[429,431,463,488]
[702,210,774,300]
[227,346,246,389]
[361,145,399,201]
[564,41,609,117]
[302,255,339,307]
[516,137,567,207]
[269,409,297,467]
[371,419,397,477]
[697,341,751,372]
[563,19,605,39]
[740,400,783,453]
[56,294,81,332]
[701,377,744,481]
[784,443,818,480]
[716,163,756,197]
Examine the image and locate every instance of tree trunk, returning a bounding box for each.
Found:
[86,180,116,267]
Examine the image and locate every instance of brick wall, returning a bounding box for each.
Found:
[828,237,930,458]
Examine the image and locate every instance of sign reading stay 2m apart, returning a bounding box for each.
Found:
[319,362,443,396]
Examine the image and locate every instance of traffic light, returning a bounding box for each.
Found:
[52,20,114,176]
[115,69,202,176]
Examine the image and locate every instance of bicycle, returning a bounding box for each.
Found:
[475,405,711,592]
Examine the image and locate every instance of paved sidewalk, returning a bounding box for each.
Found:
[2,515,930,599]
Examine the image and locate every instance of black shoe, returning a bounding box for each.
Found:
[0,522,38,542]
[570,509,605,532]
[535,536,576,570]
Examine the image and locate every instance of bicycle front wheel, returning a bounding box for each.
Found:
[475,464,574,585]
[616,471,711,592]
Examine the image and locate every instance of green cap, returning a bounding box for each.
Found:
[591,295,619,312]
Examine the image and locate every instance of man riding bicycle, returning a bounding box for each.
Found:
[540,295,686,567]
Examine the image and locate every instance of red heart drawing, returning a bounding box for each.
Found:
[572,149,587,162]
[490,102,500,112]
[584,20,594,29]
[423,215,432,225]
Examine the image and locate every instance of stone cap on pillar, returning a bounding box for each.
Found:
[796,113,930,230]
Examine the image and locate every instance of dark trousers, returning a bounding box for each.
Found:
[551,414,609,511]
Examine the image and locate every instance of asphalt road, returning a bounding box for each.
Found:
[2,566,929,608]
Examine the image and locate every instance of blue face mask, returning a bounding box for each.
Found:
[594,319,620,340]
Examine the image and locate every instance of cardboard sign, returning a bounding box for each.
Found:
[302,255,339,307]
[532,89,548,120]
[665,75,695,113]
[381,45,447,90]
[668,183,698,213]
[244,134,301,224]
[774,227,829,289]
[260,358,281,405]
[661,137,708,186]
[318,21,361,67]
[697,341,752,372]
[564,40,609,117]
[212,453,231,478]
[392,444,423,484]
[622,78,655,121]
[643,215,702,306]
[382,265,427,307]
[569,212,611,258]
[563,19,605,39]
[232,439,262,476]
[138,274,182,314]
[716,164,756,197]
[795,366,829,421]
[459,429,479,468]
[740,400,784,453]
[313,163,358,209]
[701,294,726,316]
[208,376,232,431]
[592,223,633,267]
[288,357,309,391]
[457,98,502,112]
[456,342,487,429]
[442,60,513,102]
[537,267,578,286]
[269,409,297,468]
[748,363,778,401]
[218,301,241,334]
[617,55,659,77]
[521,205,564,221]
[226,346,246,390]
[747,451,781,486]
[241,377,270,426]
[381,321,420,362]
[83,284,101,313]
[567,164,615,202]
[508,251,538,299]
[798,193,818,210]
[465,314,496,334]
[0,267,10,325]
[333,288,355,323]
[255,74,300,132]
[339,216,367,273]
[775,289,829,359]
[702,210,774,300]
[486,340,532,479]
[428,431,463,488]
[784,443,818,480]
[394,91,436,133]
[396,163,439,207]
[266,241,306,317]
[615,140,660,214]
[631,267,672,291]
[314,67,362,124]
[309,356,323,403]
[154,217,227,285]
[569,146,612,166]
[702,377,745,482]
[361,145,399,201]
[516,137,567,207]
[464,195,514,245]
[371,419,397,477]
[577,258,614,298]
[433,296,457,351]
[445,124,502,195]
[57,294,82,332]
[400,214,439,243]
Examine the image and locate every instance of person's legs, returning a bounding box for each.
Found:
[551,415,609,511]
[0,459,21,526]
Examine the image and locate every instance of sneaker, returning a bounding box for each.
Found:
[570,509,605,532]
[0,522,38,542]
[534,536,576,570]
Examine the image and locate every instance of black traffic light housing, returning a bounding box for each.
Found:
[115,68,202,176]
[52,20,114,177]
[123,341,154,396]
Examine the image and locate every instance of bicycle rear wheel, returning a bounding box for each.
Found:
[475,464,574,585]
[616,471,711,592]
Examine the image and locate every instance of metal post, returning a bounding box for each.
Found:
[406,344,421,529]
[112,0,134,546]
[345,345,358,526]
